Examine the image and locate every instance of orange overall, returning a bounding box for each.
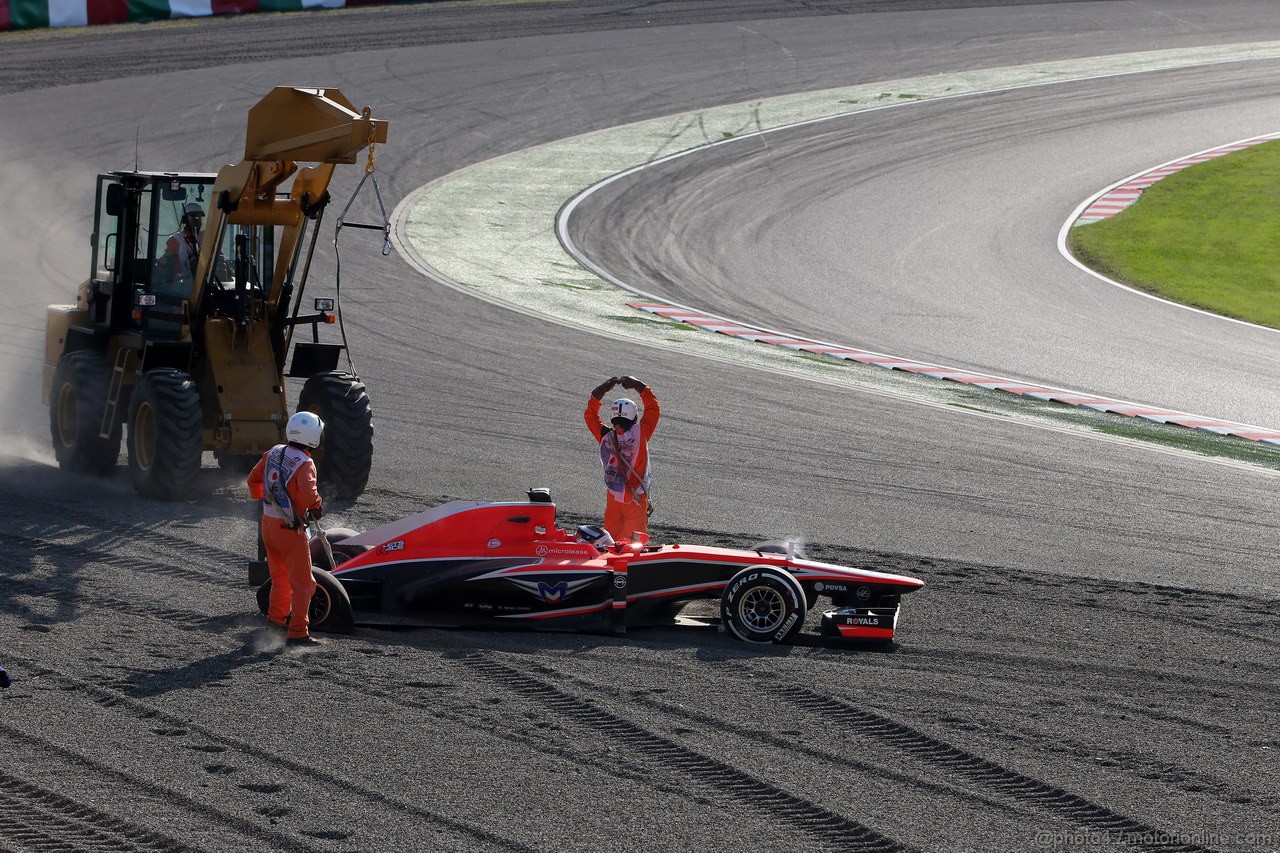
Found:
[585,386,660,541]
[248,445,323,639]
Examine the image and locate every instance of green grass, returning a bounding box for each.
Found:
[1068,140,1280,328]
[1092,420,1280,467]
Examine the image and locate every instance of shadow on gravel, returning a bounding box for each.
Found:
[123,644,265,699]
[346,611,905,659]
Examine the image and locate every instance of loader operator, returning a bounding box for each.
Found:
[158,202,204,285]
[247,412,326,647]
[585,376,660,542]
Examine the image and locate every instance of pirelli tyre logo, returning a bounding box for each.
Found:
[774,611,800,640]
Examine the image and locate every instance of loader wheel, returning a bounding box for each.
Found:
[298,371,373,502]
[127,369,203,500]
[49,351,120,475]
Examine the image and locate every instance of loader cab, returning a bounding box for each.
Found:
[90,171,274,335]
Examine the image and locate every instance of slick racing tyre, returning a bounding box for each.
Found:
[127,369,203,500]
[298,371,373,502]
[256,566,354,634]
[49,351,120,475]
[721,565,807,644]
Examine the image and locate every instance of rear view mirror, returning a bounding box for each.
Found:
[105,183,124,217]
[161,178,187,201]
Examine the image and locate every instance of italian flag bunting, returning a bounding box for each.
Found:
[0,0,365,29]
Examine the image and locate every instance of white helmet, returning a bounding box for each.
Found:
[576,524,615,550]
[286,411,324,448]
[611,398,637,421]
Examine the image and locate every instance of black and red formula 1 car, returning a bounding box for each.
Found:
[250,492,924,644]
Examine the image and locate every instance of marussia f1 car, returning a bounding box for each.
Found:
[250,491,925,644]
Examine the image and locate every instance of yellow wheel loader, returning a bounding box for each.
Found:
[43,87,388,501]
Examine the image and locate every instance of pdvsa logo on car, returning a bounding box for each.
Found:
[378,539,405,555]
[813,581,849,594]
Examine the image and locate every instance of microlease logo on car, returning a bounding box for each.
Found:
[535,545,588,557]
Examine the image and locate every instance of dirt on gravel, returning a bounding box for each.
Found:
[2,2,1278,852]
[0,451,1276,852]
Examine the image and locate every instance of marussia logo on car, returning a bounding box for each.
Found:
[509,576,597,603]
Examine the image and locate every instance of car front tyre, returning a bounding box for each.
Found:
[721,565,807,644]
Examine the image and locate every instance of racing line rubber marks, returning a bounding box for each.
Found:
[631,133,1280,450]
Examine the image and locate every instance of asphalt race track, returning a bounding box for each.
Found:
[1,2,1278,851]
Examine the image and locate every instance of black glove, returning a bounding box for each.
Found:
[591,377,619,400]
[310,504,324,521]
[618,375,646,391]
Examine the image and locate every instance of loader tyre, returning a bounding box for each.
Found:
[127,369,203,500]
[298,371,373,501]
[50,351,120,475]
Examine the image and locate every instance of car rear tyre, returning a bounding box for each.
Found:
[127,369,203,500]
[256,566,354,634]
[308,527,364,567]
[49,351,120,475]
[721,565,807,644]
[298,371,373,502]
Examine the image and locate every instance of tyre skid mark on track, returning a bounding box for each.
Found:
[0,530,240,592]
[0,571,231,633]
[0,722,296,853]
[774,686,1219,853]
[317,668,721,806]
[517,658,1032,818]
[6,491,251,568]
[462,652,912,853]
[925,568,1280,649]
[0,655,533,853]
[0,769,202,853]
[850,680,1264,807]
[541,655,1271,815]
[900,646,1280,701]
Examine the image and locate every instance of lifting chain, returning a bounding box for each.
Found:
[364,107,377,175]
[335,107,391,256]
